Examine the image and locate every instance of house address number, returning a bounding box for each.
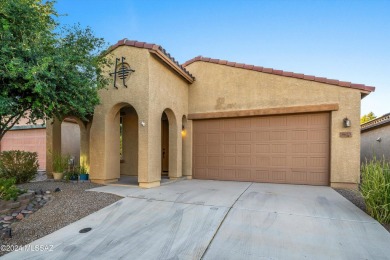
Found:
[339,132,352,138]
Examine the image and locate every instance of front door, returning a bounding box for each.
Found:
[161,118,169,174]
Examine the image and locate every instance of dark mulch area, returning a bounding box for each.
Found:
[335,188,390,233]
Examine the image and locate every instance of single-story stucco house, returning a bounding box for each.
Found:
[5,39,376,189]
[361,113,390,163]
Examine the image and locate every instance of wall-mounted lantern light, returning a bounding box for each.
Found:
[141,121,146,127]
[181,125,186,137]
[376,137,382,142]
[343,117,351,128]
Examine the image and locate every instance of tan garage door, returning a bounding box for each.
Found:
[193,113,330,185]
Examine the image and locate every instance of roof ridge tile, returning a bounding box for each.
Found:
[182,56,375,92]
[109,39,194,81]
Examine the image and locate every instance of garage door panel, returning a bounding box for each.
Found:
[255,156,271,166]
[223,133,235,142]
[207,156,220,167]
[255,144,270,153]
[271,144,287,153]
[194,145,206,154]
[288,170,308,183]
[195,133,207,144]
[207,144,221,154]
[271,170,287,182]
[207,133,220,143]
[269,117,287,127]
[236,144,251,154]
[223,144,236,153]
[236,132,251,141]
[287,115,308,126]
[252,117,270,128]
[292,157,308,168]
[291,130,308,140]
[251,170,270,181]
[308,157,328,168]
[309,143,328,153]
[309,114,329,125]
[291,143,308,153]
[193,113,330,186]
[308,129,328,140]
[255,131,270,141]
[207,168,220,179]
[270,131,288,141]
[223,156,236,166]
[236,118,252,128]
[223,119,237,129]
[271,157,288,167]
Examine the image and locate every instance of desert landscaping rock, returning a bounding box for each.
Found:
[0,181,121,256]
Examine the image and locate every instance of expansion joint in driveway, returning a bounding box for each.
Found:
[200,182,254,259]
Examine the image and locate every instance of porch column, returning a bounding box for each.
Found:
[46,118,61,177]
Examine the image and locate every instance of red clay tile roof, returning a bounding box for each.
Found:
[109,39,195,81]
[183,56,375,92]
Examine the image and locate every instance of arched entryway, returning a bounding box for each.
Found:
[160,108,180,179]
[106,103,139,184]
[46,116,91,177]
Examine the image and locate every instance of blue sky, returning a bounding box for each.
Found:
[55,0,390,117]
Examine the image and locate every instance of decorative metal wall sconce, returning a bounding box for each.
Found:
[109,57,135,89]
[181,125,186,137]
[343,117,351,128]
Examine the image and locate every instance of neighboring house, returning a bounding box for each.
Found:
[42,39,374,189]
[0,118,80,170]
[361,113,390,163]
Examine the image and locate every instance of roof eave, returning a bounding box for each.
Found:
[183,57,376,94]
[149,49,194,83]
[108,39,195,84]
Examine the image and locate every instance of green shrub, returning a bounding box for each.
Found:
[0,178,20,201]
[360,157,390,224]
[0,150,39,184]
[52,152,69,173]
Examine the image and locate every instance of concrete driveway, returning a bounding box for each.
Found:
[4,180,390,259]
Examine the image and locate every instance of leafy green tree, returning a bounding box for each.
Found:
[361,112,377,124]
[0,0,111,141]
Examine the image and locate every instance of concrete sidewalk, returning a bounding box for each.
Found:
[3,180,390,259]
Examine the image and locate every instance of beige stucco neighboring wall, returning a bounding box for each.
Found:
[361,125,390,163]
[185,61,363,188]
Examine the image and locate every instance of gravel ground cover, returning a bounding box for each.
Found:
[0,181,122,256]
[335,188,390,233]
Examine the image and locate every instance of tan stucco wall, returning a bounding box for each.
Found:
[185,61,363,188]
[148,53,189,182]
[89,46,190,187]
[90,46,150,184]
[361,125,390,163]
